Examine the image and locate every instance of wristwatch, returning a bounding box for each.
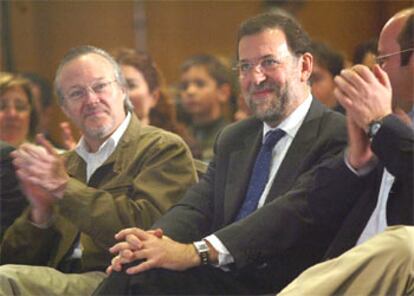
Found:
[193,240,210,265]
[367,119,383,139]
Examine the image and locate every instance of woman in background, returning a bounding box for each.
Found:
[113,48,201,159]
[0,73,38,147]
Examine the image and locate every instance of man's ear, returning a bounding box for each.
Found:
[300,52,313,82]
[217,83,231,104]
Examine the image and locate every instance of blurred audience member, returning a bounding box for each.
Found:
[0,73,38,147]
[310,41,345,113]
[353,38,378,68]
[113,48,201,159]
[0,140,27,241]
[21,73,54,134]
[233,93,252,121]
[179,54,232,161]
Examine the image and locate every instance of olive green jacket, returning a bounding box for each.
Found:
[1,115,197,271]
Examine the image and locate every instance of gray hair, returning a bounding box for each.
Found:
[54,45,133,111]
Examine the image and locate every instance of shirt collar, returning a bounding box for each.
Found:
[262,94,313,142]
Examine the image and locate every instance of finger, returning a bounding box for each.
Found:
[115,227,149,241]
[126,259,155,275]
[36,134,58,156]
[125,234,143,249]
[106,265,113,275]
[148,228,164,238]
[352,64,376,84]
[334,87,353,110]
[334,75,357,99]
[372,64,392,90]
[120,249,136,260]
[109,241,137,254]
[110,256,125,272]
[338,68,367,94]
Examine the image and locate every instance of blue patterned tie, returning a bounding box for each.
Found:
[235,129,286,221]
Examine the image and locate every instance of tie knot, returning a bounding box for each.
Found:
[264,129,285,148]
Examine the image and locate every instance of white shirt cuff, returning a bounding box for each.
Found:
[204,234,234,270]
[344,149,378,176]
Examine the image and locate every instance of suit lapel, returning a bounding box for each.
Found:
[223,121,262,224]
[267,99,324,200]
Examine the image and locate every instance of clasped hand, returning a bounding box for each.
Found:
[11,134,69,210]
[107,227,199,275]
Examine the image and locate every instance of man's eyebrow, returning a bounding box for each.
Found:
[239,54,276,62]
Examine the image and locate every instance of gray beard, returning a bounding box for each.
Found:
[82,119,115,141]
[245,85,289,126]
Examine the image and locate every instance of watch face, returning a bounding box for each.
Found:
[368,121,382,138]
[371,123,381,135]
[194,241,209,252]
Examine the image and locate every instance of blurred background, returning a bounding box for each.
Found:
[1,0,412,145]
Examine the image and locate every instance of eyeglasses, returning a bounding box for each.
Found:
[64,80,117,102]
[375,48,414,66]
[0,100,31,113]
[233,56,285,77]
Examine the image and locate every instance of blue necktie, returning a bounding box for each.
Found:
[235,129,286,221]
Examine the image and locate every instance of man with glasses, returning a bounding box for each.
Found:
[0,46,197,295]
[94,12,347,295]
[275,8,414,295]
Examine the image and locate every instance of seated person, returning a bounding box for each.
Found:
[0,72,38,147]
[0,45,197,296]
[93,11,348,295]
[178,54,234,162]
[310,41,345,113]
[113,48,202,159]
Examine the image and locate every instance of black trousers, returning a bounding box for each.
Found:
[93,261,274,295]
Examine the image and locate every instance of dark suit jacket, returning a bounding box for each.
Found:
[0,141,27,241]
[307,114,414,260]
[153,99,348,292]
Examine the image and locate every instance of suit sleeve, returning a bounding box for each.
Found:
[152,147,218,243]
[371,114,414,181]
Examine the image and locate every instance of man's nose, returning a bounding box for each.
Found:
[83,88,100,104]
[250,68,267,85]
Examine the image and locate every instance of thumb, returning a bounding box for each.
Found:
[36,134,57,156]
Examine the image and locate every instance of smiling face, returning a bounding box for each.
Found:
[238,28,312,126]
[121,64,157,125]
[58,53,126,149]
[0,86,31,146]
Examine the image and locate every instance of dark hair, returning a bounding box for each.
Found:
[0,73,38,140]
[21,72,54,109]
[311,41,344,76]
[180,54,231,86]
[237,11,312,58]
[398,13,414,66]
[352,39,378,65]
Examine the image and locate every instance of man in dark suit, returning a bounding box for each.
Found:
[0,140,27,240]
[303,7,414,260]
[276,8,414,295]
[94,11,347,295]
